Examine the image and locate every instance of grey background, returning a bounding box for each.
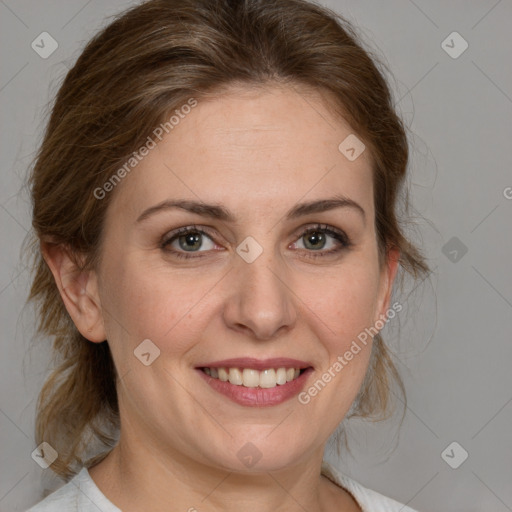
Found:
[1,1,511,511]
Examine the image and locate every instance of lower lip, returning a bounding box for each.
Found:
[196,368,313,407]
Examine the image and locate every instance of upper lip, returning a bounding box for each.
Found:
[196,357,313,371]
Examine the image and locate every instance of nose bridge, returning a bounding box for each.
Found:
[223,241,297,340]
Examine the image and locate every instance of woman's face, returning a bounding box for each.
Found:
[93,84,398,472]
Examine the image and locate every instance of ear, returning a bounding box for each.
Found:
[41,242,106,343]
[374,246,401,324]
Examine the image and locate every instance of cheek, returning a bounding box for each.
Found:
[304,259,381,346]
[98,255,211,363]
[300,263,381,412]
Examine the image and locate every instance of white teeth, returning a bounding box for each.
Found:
[218,367,229,382]
[228,368,243,386]
[242,368,259,388]
[276,368,287,385]
[259,369,276,389]
[203,366,304,388]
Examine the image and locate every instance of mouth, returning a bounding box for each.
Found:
[194,358,313,407]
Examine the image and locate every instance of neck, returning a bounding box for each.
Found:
[88,432,356,512]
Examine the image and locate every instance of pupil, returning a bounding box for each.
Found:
[180,232,201,251]
[305,231,325,250]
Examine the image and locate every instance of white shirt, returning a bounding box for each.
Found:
[27,460,419,511]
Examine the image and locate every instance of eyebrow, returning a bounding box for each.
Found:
[136,194,366,225]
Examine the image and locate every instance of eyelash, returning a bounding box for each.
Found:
[160,223,352,260]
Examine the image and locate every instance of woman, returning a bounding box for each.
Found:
[27,0,428,510]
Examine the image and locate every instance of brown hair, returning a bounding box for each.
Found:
[28,0,429,479]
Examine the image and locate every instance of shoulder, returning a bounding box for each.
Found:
[321,460,420,512]
[26,467,120,512]
[26,472,80,512]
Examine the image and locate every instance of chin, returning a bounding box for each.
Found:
[205,434,315,474]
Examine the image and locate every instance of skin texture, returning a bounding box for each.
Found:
[44,84,399,512]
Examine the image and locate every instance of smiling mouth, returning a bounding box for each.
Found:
[198,367,309,389]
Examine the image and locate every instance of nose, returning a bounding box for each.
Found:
[222,250,297,341]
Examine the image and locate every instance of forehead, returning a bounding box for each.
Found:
[107,84,374,222]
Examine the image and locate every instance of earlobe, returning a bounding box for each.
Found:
[41,241,106,343]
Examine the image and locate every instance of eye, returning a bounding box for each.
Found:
[290,224,352,259]
[161,225,218,259]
